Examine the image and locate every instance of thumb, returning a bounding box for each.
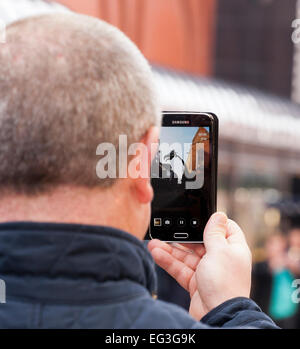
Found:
[203,212,228,251]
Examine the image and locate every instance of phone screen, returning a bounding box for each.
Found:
[148,112,218,242]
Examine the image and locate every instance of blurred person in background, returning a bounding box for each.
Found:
[252,232,299,328]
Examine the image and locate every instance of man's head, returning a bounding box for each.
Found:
[0,13,160,238]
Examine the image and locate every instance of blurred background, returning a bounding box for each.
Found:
[1,0,300,328]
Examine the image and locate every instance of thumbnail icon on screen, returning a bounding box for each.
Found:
[154,218,162,226]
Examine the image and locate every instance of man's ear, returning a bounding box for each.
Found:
[129,126,159,204]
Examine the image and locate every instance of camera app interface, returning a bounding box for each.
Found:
[150,125,211,242]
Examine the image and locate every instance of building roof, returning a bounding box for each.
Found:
[153,66,300,152]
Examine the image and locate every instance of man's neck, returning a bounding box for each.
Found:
[0,184,137,236]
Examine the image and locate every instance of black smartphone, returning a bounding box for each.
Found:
[148,111,218,243]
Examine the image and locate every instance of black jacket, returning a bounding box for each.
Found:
[0,222,278,329]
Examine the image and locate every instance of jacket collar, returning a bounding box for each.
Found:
[0,222,157,303]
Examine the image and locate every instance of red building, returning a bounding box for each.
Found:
[58,0,217,76]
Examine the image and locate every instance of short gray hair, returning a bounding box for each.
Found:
[0,13,159,193]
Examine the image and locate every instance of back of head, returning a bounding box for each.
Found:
[0,13,159,194]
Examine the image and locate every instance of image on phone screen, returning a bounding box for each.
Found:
[148,112,218,243]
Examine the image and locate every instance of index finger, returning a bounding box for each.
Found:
[148,239,204,270]
[150,246,194,291]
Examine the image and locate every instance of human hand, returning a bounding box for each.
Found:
[148,212,252,320]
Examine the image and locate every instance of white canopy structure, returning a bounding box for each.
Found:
[153,66,300,152]
[0,0,67,24]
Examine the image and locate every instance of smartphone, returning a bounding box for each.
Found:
[148,111,218,243]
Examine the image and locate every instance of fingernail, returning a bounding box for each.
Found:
[211,212,227,225]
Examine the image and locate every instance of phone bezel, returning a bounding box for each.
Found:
[148,111,218,243]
